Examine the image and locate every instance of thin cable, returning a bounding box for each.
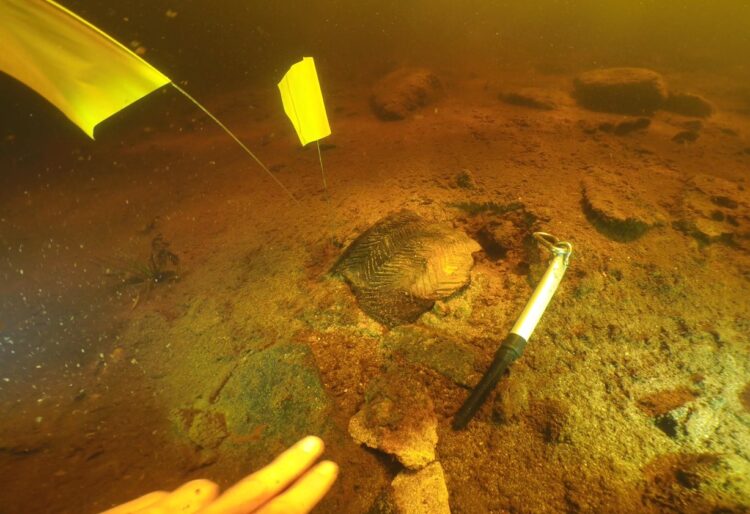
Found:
[316,139,329,204]
[171,83,299,205]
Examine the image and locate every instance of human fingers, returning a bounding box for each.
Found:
[140,479,219,514]
[254,460,339,514]
[198,436,324,514]
[100,491,168,513]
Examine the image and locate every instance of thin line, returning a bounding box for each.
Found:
[316,139,329,204]
[171,83,299,205]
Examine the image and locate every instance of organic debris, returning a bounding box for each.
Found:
[102,234,180,308]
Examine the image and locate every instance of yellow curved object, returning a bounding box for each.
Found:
[0,0,170,138]
[278,57,331,146]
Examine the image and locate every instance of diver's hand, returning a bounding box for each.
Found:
[102,436,338,514]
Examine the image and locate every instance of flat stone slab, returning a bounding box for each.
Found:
[383,326,478,388]
[333,210,480,326]
[581,168,671,241]
[573,67,668,115]
[371,68,441,120]
[348,371,438,470]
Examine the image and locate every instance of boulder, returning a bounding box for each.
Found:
[348,372,438,470]
[573,67,668,115]
[371,68,441,120]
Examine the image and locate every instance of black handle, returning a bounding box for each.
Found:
[452,333,527,430]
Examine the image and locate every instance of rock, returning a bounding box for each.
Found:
[573,67,668,115]
[391,462,451,514]
[218,344,331,451]
[348,371,438,469]
[500,88,556,110]
[333,210,480,326]
[672,130,700,144]
[187,409,228,450]
[673,174,750,248]
[492,377,529,423]
[613,117,651,135]
[664,92,714,118]
[581,168,669,241]
[455,169,477,189]
[371,68,441,120]
[383,326,478,388]
[684,407,719,444]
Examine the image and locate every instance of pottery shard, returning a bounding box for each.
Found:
[581,168,669,241]
[573,67,668,115]
[371,68,441,120]
[391,462,451,514]
[348,373,438,470]
[333,210,480,326]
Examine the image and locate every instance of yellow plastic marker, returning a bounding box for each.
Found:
[0,0,297,202]
[278,57,331,198]
[0,0,170,139]
[278,57,331,146]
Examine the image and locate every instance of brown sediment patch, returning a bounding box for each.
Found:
[637,387,699,417]
[740,382,750,413]
[642,453,730,513]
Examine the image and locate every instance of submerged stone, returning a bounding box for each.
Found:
[581,168,668,242]
[370,68,441,120]
[348,371,438,470]
[391,462,451,514]
[573,67,668,115]
[218,344,331,451]
[383,326,478,387]
[500,88,557,110]
[664,92,714,118]
[674,174,750,248]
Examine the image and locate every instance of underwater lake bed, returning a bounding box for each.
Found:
[2,2,750,511]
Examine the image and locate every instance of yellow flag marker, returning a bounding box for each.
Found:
[278,57,331,198]
[278,57,331,146]
[0,0,297,202]
[0,0,169,139]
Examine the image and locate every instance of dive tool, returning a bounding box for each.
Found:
[452,232,573,430]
